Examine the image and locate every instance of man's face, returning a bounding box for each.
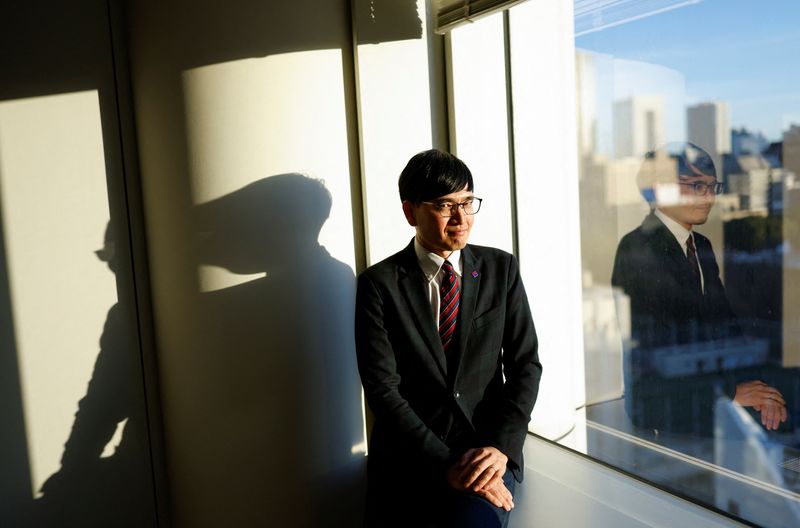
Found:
[403,186,475,258]
[658,173,717,229]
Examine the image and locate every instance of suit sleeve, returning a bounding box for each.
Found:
[354,272,452,469]
[482,254,542,468]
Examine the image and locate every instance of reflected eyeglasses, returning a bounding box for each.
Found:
[422,197,483,217]
[679,182,724,196]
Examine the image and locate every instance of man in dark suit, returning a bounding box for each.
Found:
[612,142,786,435]
[355,149,541,527]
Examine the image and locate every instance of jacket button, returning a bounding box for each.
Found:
[454,391,461,399]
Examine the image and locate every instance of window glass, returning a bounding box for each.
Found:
[450,1,800,525]
[573,1,800,526]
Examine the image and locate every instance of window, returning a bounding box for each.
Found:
[449,1,800,526]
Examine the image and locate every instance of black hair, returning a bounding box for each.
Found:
[398,149,473,204]
[642,141,717,178]
[638,142,717,203]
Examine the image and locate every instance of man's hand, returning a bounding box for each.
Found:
[446,446,514,510]
[457,446,508,491]
[734,380,787,430]
[754,400,788,431]
[446,458,514,512]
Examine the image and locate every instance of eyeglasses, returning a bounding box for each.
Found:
[422,197,483,217]
[679,182,724,196]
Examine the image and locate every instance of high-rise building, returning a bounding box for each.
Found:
[784,124,800,178]
[687,101,731,178]
[613,95,665,160]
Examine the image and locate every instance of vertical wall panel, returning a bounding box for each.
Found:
[128,1,366,525]
[0,1,159,526]
[353,0,443,264]
[509,0,586,440]
[448,12,514,252]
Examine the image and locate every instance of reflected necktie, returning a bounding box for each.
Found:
[686,235,702,294]
[439,260,460,351]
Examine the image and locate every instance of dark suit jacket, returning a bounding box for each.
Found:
[355,240,541,521]
[612,212,739,432]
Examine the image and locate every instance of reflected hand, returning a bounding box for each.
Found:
[735,380,787,430]
[734,380,785,407]
[754,400,788,431]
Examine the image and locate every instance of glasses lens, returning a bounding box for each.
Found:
[471,198,481,214]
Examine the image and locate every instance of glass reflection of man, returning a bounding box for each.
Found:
[612,142,787,435]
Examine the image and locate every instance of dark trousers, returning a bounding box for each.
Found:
[364,468,516,528]
[444,469,515,528]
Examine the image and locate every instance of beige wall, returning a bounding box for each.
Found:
[0,1,158,525]
[127,0,438,525]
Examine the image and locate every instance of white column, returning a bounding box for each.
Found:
[448,12,514,252]
[509,0,586,440]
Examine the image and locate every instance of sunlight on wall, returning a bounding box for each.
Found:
[356,0,436,264]
[182,50,356,291]
[509,0,586,440]
[449,12,514,253]
[0,90,115,497]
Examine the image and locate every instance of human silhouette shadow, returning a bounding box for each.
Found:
[189,174,365,527]
[30,223,156,528]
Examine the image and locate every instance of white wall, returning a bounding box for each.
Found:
[354,0,443,264]
[448,12,515,252]
[509,0,586,439]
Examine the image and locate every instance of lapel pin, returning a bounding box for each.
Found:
[471,271,479,278]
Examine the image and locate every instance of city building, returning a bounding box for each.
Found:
[613,95,666,160]
[688,101,731,178]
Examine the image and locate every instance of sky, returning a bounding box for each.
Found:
[575,0,800,142]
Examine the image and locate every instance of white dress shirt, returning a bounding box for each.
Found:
[655,208,705,293]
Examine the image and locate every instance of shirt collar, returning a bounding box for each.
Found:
[655,208,693,249]
[413,237,462,282]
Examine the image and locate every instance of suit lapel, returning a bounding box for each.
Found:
[453,245,481,379]
[397,242,448,381]
[644,213,698,291]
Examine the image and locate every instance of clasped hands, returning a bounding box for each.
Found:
[446,446,514,512]
[734,380,788,430]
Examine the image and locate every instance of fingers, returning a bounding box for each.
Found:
[761,403,777,430]
[471,470,504,493]
[459,448,507,489]
[476,481,514,512]
[470,466,496,491]
[759,401,788,430]
[736,381,786,407]
[759,386,786,405]
[493,479,514,508]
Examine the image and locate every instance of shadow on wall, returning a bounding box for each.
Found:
[1,2,160,525]
[29,223,155,528]
[190,174,365,527]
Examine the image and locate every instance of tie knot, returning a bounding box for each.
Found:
[442,260,454,274]
[687,235,696,251]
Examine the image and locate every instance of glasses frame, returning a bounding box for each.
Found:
[678,181,725,196]
[422,197,483,218]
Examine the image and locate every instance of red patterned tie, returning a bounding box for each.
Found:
[439,260,460,351]
[686,235,701,293]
